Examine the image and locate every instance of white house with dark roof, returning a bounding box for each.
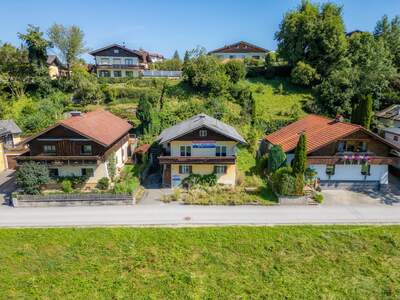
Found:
[208,41,269,60]
[157,114,246,187]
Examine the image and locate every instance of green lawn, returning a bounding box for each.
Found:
[1,226,399,299]
[248,77,312,121]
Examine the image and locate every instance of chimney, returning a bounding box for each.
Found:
[70,111,82,117]
[335,114,344,122]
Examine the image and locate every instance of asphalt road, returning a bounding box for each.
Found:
[1,204,400,227]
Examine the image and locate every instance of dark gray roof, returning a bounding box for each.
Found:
[0,120,22,135]
[157,113,246,144]
[383,127,400,135]
[0,127,9,137]
[376,105,400,121]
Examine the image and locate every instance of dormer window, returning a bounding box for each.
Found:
[199,130,207,137]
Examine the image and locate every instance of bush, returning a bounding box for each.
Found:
[182,173,217,187]
[271,166,297,196]
[291,61,320,87]
[313,193,324,203]
[96,177,110,190]
[294,174,305,195]
[61,179,73,193]
[16,162,50,195]
[224,60,246,83]
[267,145,286,174]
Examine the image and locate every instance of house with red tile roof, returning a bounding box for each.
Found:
[16,110,133,188]
[261,115,400,190]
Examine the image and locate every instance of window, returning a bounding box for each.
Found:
[326,165,335,176]
[100,58,110,65]
[361,163,371,176]
[394,135,399,142]
[113,71,122,77]
[199,130,207,137]
[113,49,119,54]
[229,55,235,59]
[179,165,192,174]
[81,144,92,155]
[81,168,94,177]
[252,55,260,59]
[337,141,367,153]
[48,168,59,178]
[113,58,121,65]
[99,70,110,77]
[43,145,56,154]
[125,71,134,77]
[125,58,134,65]
[180,145,191,156]
[216,145,227,157]
[214,165,227,174]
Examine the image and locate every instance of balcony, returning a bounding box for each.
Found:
[158,156,236,165]
[96,64,141,69]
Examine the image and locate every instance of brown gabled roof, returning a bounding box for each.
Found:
[23,110,132,147]
[134,143,151,154]
[264,114,400,154]
[209,41,268,54]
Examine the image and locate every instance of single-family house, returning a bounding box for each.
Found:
[0,120,22,172]
[47,55,68,79]
[16,110,133,188]
[157,114,246,187]
[376,105,400,128]
[261,115,400,190]
[209,41,269,60]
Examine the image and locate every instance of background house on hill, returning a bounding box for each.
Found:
[208,41,269,60]
[261,114,400,190]
[0,120,22,172]
[16,110,135,189]
[157,114,246,187]
[47,55,68,79]
[376,105,400,146]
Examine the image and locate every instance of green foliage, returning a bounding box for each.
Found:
[151,59,182,71]
[375,15,400,69]
[267,145,287,174]
[113,165,140,194]
[182,173,217,187]
[294,173,305,195]
[313,193,324,203]
[70,64,103,104]
[107,152,117,181]
[276,1,347,76]
[16,162,50,195]
[96,177,110,190]
[271,166,297,196]
[173,50,180,61]
[351,94,373,129]
[48,23,88,70]
[18,25,50,67]
[61,179,73,193]
[183,54,229,95]
[291,61,320,87]
[292,133,307,175]
[223,60,246,83]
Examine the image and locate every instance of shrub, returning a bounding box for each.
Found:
[291,61,320,87]
[107,153,117,180]
[267,145,287,174]
[271,166,296,196]
[16,162,50,195]
[61,179,73,193]
[294,174,305,195]
[313,193,324,203]
[182,173,217,187]
[96,177,110,190]
[224,60,246,83]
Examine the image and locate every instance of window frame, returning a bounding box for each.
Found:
[80,144,92,155]
[214,165,227,174]
[48,168,59,178]
[125,58,134,65]
[113,70,122,77]
[216,145,227,157]
[43,144,56,154]
[100,57,110,65]
[180,145,191,157]
[199,130,207,137]
[179,165,192,174]
[326,164,335,176]
[81,168,94,177]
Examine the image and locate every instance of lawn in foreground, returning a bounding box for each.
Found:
[1,226,399,299]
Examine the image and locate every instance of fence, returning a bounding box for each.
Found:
[142,70,182,78]
[13,193,134,207]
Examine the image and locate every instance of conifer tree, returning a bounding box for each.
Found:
[292,133,307,174]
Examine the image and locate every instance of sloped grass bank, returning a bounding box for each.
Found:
[0,226,399,299]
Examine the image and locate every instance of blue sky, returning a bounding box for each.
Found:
[1,0,399,62]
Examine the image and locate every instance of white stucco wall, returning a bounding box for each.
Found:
[53,162,108,184]
[95,56,139,65]
[384,132,400,147]
[170,141,237,157]
[310,164,389,184]
[114,140,129,169]
[211,52,266,59]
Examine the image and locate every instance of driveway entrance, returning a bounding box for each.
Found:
[0,170,16,206]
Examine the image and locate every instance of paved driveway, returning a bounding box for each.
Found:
[0,170,16,206]
[322,190,384,206]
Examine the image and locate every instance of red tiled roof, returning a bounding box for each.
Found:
[134,144,151,154]
[60,110,132,147]
[264,115,361,153]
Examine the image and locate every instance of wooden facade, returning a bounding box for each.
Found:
[174,127,237,142]
[91,45,144,60]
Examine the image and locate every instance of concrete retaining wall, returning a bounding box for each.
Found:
[278,195,309,205]
[12,193,134,207]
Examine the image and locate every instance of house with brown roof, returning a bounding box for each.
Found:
[209,41,269,60]
[261,115,400,190]
[16,110,133,188]
[89,44,164,78]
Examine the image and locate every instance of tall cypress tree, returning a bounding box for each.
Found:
[292,133,307,174]
[351,95,372,129]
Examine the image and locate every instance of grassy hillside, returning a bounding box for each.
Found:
[0,226,399,299]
